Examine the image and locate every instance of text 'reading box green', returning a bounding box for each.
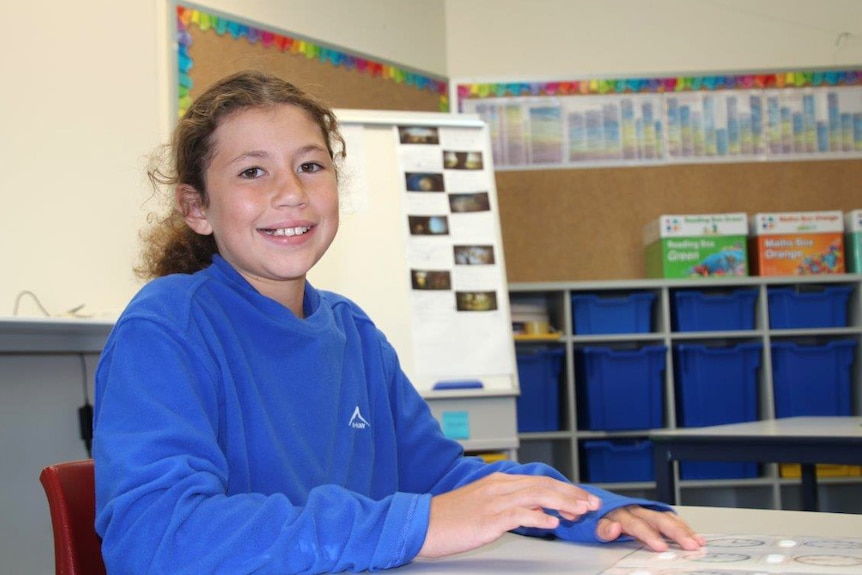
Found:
[644,213,749,278]
[846,210,862,273]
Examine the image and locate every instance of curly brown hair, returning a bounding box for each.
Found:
[137,70,345,280]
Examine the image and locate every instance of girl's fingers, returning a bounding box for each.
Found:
[599,506,706,551]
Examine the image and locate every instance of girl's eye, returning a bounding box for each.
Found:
[298,162,324,173]
[239,167,264,179]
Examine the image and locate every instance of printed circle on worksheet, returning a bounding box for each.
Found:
[704,538,765,548]
[688,553,750,563]
[802,539,862,550]
[794,554,862,567]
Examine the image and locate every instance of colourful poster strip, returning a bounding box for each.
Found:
[459,71,862,169]
[457,70,862,104]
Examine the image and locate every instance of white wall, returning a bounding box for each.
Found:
[0,3,447,574]
[199,0,448,76]
[3,1,862,320]
[0,2,164,319]
[0,0,447,320]
[444,0,862,79]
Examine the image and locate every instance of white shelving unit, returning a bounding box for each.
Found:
[509,274,862,512]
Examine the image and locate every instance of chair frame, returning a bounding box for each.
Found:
[39,459,107,575]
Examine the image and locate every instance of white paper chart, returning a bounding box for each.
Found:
[602,534,862,575]
[396,123,514,385]
[311,110,517,392]
[460,82,862,169]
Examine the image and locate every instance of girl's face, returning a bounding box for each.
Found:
[180,104,339,309]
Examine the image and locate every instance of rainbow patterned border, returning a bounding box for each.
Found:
[176,4,449,118]
[456,70,862,109]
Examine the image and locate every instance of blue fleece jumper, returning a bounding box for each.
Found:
[93,255,668,575]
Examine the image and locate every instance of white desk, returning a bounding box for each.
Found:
[0,316,114,353]
[650,416,862,512]
[402,505,862,574]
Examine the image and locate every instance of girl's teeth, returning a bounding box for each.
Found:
[270,226,310,236]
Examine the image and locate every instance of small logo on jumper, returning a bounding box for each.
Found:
[349,406,371,429]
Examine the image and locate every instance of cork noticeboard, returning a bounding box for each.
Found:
[180,7,445,114]
[457,71,862,282]
[496,159,862,282]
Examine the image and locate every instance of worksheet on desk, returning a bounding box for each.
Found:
[602,534,862,574]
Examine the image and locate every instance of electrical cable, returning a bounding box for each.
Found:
[12,290,51,316]
[78,354,94,458]
[12,290,89,317]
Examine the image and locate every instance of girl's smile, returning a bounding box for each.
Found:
[261,225,311,237]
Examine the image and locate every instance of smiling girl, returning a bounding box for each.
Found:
[93,70,703,575]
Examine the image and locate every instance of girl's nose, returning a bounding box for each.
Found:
[273,173,308,207]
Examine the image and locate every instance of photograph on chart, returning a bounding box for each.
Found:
[454,290,498,312]
[410,270,452,291]
[448,191,490,213]
[443,150,484,170]
[398,125,440,145]
[453,245,496,266]
[405,172,445,192]
[407,215,449,236]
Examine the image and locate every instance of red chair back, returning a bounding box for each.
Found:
[39,460,107,575]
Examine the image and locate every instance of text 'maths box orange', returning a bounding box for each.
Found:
[749,211,845,276]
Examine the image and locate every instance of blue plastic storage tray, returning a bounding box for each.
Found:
[516,348,564,432]
[672,288,758,332]
[674,342,762,427]
[674,342,762,480]
[576,345,666,431]
[768,285,852,329]
[570,292,655,335]
[581,439,655,483]
[771,340,856,418]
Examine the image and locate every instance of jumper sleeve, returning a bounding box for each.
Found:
[512,482,674,543]
[94,317,428,575]
[382,343,672,545]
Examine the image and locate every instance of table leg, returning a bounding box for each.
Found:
[653,445,676,505]
[800,463,819,512]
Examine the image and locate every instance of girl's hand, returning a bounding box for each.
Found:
[418,472,600,558]
[596,505,706,551]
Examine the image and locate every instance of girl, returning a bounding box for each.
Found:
[93,70,703,575]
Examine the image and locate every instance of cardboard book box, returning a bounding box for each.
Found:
[845,210,862,273]
[749,211,845,276]
[644,213,749,278]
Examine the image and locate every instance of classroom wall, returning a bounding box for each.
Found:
[0,2,163,319]
[0,0,447,320]
[3,1,862,319]
[444,0,862,79]
[444,0,862,282]
[0,3,447,573]
[197,0,448,76]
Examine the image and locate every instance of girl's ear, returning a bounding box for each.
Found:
[176,184,213,236]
